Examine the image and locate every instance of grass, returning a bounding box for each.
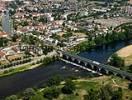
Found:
[61,94,81,100]
[76,81,99,91]
[56,76,132,100]
[124,55,132,66]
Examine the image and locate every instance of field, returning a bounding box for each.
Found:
[56,76,132,100]
[117,45,132,66]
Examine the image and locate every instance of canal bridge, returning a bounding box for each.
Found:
[58,51,132,81]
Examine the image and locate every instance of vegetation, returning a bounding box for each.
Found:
[128,83,132,90]
[43,86,60,99]
[71,24,132,53]
[21,35,41,45]
[109,54,124,68]
[62,32,73,38]
[0,37,8,47]
[61,79,76,94]
[0,56,58,78]
[38,17,48,24]
[47,75,62,86]
[5,76,132,100]
[5,95,18,100]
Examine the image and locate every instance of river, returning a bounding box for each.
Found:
[0,40,132,98]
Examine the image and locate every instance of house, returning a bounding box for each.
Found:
[0,32,8,38]
[0,50,6,60]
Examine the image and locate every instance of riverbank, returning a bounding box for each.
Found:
[0,63,42,78]
[0,55,58,78]
[70,23,132,54]
[6,75,132,100]
[116,45,132,66]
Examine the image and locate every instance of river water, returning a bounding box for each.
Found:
[0,40,132,98]
[79,40,132,63]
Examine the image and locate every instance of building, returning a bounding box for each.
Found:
[1,10,13,34]
[0,1,5,12]
[0,32,8,38]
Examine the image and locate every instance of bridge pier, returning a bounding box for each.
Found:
[98,68,101,72]
[90,64,94,69]
[66,55,69,59]
[113,72,117,76]
[121,75,126,79]
[71,57,75,62]
[84,62,87,66]
[105,70,109,75]
[77,60,81,64]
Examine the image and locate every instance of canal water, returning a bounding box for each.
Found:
[0,40,132,98]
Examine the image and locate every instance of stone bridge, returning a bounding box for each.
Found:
[58,51,132,81]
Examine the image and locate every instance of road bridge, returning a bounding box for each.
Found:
[58,51,132,81]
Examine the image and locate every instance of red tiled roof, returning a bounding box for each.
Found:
[0,32,8,37]
[0,51,5,58]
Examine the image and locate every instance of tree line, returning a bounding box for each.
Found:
[72,24,132,53]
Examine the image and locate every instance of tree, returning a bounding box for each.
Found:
[38,17,47,23]
[111,88,123,100]
[30,93,44,100]
[61,79,76,94]
[5,95,18,100]
[43,87,60,99]
[128,83,132,90]
[11,34,18,42]
[109,54,124,68]
[22,88,36,99]
[99,84,113,100]
[0,37,8,47]
[84,89,99,100]
[47,75,62,86]
[128,65,132,73]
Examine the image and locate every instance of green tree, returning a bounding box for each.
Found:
[128,83,132,90]
[43,87,60,99]
[99,84,113,100]
[5,95,18,100]
[22,88,36,99]
[47,75,62,86]
[62,79,76,94]
[0,38,8,47]
[111,88,123,100]
[109,54,124,68]
[84,89,99,100]
[30,93,44,100]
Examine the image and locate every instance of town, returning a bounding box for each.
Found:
[0,0,132,100]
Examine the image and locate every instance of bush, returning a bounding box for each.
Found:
[47,75,62,86]
[109,54,124,68]
[29,93,44,100]
[43,87,60,99]
[61,79,76,94]
[128,83,132,90]
[5,95,18,100]
[22,88,36,99]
